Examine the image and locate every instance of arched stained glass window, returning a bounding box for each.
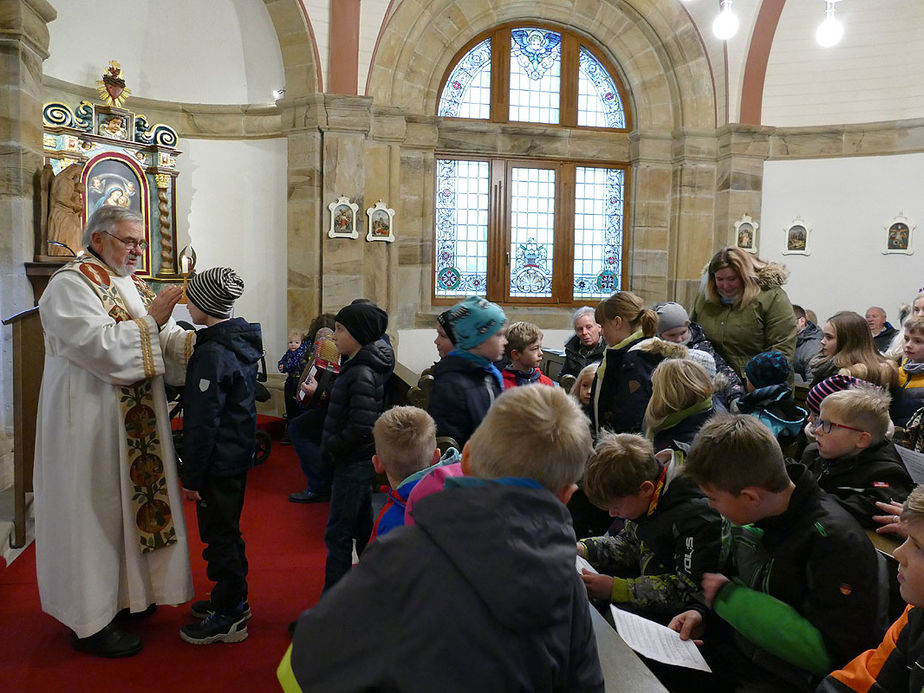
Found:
[435,24,631,306]
[438,38,492,119]
[578,48,626,128]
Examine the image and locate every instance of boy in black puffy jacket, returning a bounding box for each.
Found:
[427,296,507,447]
[179,267,263,645]
[302,302,394,591]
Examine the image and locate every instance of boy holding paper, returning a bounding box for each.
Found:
[669,414,882,690]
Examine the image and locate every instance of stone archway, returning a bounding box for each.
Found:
[263,0,322,97]
[367,0,717,130]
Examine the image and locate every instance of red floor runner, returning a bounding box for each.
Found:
[0,436,328,692]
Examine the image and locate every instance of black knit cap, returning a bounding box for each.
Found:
[335,303,388,346]
[186,267,244,318]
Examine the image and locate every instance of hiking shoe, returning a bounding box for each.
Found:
[189,598,251,621]
[180,610,249,645]
[72,624,143,658]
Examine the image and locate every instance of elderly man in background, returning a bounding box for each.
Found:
[866,306,898,353]
[34,206,195,658]
[561,306,606,378]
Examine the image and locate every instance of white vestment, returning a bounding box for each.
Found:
[34,266,195,637]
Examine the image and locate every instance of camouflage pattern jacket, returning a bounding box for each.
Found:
[579,452,722,621]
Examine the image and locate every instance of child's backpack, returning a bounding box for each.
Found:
[750,390,808,448]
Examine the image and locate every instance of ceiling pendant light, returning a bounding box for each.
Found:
[816,0,844,47]
[712,0,739,41]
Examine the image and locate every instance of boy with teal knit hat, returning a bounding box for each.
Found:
[427,296,507,446]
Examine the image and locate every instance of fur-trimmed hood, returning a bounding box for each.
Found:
[755,262,789,289]
[628,337,689,360]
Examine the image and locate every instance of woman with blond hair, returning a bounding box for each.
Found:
[590,291,686,436]
[690,246,797,381]
[644,358,716,452]
[809,311,898,390]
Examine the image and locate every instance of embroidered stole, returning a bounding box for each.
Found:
[59,257,178,553]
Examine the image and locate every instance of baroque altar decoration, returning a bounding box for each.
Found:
[39,60,182,280]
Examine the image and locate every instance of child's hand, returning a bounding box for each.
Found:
[668,610,704,644]
[580,570,613,601]
[576,542,585,557]
[701,572,730,608]
[277,364,284,372]
[874,500,907,537]
[182,488,201,502]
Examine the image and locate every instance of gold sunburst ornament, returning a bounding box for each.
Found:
[97,60,131,107]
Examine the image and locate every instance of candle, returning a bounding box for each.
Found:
[181,256,190,275]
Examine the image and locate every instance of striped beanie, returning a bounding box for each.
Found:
[186,267,244,318]
[805,374,861,415]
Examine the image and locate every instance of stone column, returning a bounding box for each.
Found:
[280,94,324,330]
[0,0,56,488]
[715,125,771,254]
[670,129,720,308]
[629,131,673,305]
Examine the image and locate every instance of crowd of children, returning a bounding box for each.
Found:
[248,262,924,691]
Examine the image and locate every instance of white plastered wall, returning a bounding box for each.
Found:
[175,139,289,361]
[761,154,924,327]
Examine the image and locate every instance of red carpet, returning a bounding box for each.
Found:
[0,431,329,692]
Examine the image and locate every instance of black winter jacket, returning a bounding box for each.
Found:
[181,318,263,491]
[290,479,604,692]
[321,338,394,466]
[802,439,914,529]
[428,353,502,446]
[687,322,745,405]
[793,321,823,383]
[561,334,606,378]
[590,337,686,436]
[700,464,881,679]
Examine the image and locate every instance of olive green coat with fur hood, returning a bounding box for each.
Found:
[690,262,797,381]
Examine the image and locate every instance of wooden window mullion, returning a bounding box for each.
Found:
[560,35,578,127]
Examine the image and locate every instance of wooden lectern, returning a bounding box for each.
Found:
[2,307,43,548]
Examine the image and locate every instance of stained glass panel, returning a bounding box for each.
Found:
[577,48,625,128]
[573,167,624,299]
[435,159,490,297]
[438,38,492,119]
[509,28,561,124]
[509,167,555,298]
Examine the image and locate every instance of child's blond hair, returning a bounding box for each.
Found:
[902,485,924,522]
[820,385,892,442]
[583,433,659,505]
[287,329,303,341]
[571,363,599,402]
[468,386,592,492]
[373,406,437,482]
[905,315,924,337]
[644,359,713,435]
[505,321,543,356]
[685,414,790,495]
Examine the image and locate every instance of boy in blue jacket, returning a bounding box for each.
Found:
[179,267,263,645]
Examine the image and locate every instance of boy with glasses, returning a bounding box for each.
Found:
[801,384,913,529]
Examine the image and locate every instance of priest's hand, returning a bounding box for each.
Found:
[149,285,184,328]
[183,487,201,502]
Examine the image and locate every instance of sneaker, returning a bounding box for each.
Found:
[180,609,249,645]
[189,598,251,621]
[72,624,143,658]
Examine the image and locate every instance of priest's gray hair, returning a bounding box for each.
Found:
[82,206,144,249]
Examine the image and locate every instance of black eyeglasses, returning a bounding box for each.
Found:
[812,418,864,435]
[101,230,148,251]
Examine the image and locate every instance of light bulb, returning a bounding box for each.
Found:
[816,13,844,47]
[712,1,739,41]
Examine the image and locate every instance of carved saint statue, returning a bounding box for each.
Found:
[47,163,86,256]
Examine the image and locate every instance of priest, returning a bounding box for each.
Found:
[34,206,195,657]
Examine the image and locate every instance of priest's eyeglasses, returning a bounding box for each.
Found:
[101,230,148,251]
[811,418,864,435]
